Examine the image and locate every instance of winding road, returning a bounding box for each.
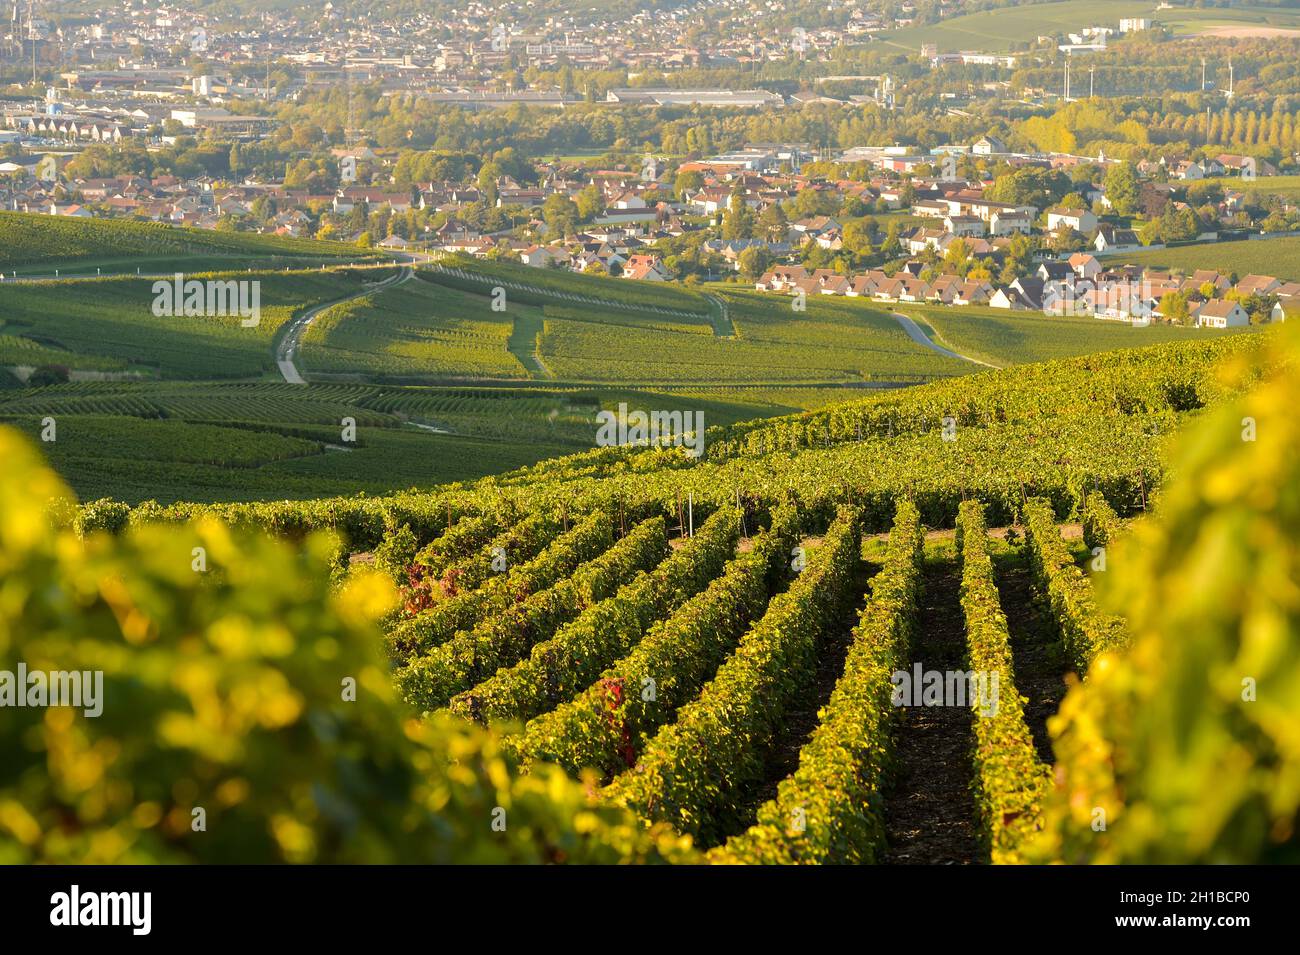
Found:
[890,311,999,369]
[276,264,413,384]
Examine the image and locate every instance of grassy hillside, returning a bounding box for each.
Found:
[0,379,849,504]
[301,278,530,381]
[884,0,1155,52]
[899,303,1246,368]
[1100,234,1300,280]
[425,266,973,385]
[2,247,1270,505]
[1204,174,1300,200]
[0,210,382,275]
[885,1,1300,53]
[0,269,384,378]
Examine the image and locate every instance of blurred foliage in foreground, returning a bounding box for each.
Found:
[0,431,692,863]
[1032,322,1300,863]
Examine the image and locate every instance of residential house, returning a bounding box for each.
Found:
[944,215,986,238]
[1093,225,1141,253]
[1194,299,1250,328]
[972,136,1008,155]
[988,210,1032,235]
[621,254,671,281]
[1046,207,1098,235]
[1037,260,1076,284]
[1234,274,1282,297]
[1068,252,1102,280]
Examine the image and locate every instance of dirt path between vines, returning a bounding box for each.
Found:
[994,547,1072,765]
[882,557,981,864]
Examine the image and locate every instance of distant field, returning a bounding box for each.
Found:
[0,210,381,275]
[884,1,1300,52]
[1099,235,1300,281]
[0,381,578,503]
[899,303,1247,368]
[1203,175,1300,200]
[719,288,972,381]
[885,0,1153,52]
[1159,6,1300,36]
[532,286,971,384]
[0,270,379,378]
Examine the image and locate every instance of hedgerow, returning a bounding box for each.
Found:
[1021,498,1128,671]
[513,504,802,779]
[956,500,1050,864]
[605,506,863,846]
[448,507,741,726]
[711,500,923,864]
[396,516,667,712]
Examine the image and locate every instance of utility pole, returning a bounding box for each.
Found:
[28,0,36,85]
[345,56,355,145]
[263,13,271,102]
[1200,57,1206,91]
[1063,55,1070,101]
[1089,66,1094,99]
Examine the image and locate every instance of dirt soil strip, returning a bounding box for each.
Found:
[992,547,1071,765]
[882,557,981,865]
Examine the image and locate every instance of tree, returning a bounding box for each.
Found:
[879,222,902,259]
[673,169,704,199]
[1158,290,1190,325]
[1104,162,1140,216]
[1139,218,1163,246]
[1160,204,1201,242]
[737,246,772,281]
[575,184,604,221]
[841,219,874,260]
[943,237,973,275]
[27,365,69,387]
[477,163,501,207]
[541,194,580,238]
[986,167,1062,208]
[1138,183,1170,219]
[1048,224,1085,254]
[721,191,755,241]
[1000,232,1035,283]
[758,203,789,243]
